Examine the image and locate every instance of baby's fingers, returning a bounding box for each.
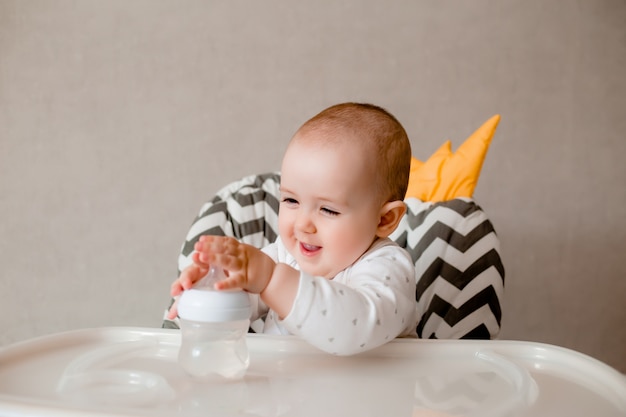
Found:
[214,274,244,291]
[191,251,210,269]
[196,236,241,257]
[173,264,209,294]
[166,298,179,320]
[194,243,246,273]
[170,279,184,296]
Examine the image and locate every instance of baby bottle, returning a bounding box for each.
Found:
[177,265,251,380]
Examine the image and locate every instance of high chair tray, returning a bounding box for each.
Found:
[0,327,624,417]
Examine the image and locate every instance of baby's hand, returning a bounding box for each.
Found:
[193,235,276,294]
[167,263,209,319]
[166,235,276,319]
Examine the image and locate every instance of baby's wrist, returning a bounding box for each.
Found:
[260,263,298,319]
[260,262,282,298]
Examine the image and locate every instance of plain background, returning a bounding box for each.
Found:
[1,1,624,372]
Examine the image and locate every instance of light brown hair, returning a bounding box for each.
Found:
[293,102,411,202]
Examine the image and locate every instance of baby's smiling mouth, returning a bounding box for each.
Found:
[299,242,321,255]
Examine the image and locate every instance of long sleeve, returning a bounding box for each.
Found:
[278,239,417,355]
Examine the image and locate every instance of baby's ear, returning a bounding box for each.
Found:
[376,201,407,238]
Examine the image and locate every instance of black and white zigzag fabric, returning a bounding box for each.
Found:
[390,198,504,339]
[165,172,504,340]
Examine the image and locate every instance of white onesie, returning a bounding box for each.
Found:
[249,236,418,355]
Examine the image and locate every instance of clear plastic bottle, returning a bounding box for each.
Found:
[177,266,251,380]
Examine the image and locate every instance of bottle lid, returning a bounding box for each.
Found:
[177,288,251,322]
[177,266,251,322]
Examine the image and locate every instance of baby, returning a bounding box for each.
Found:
[168,103,417,355]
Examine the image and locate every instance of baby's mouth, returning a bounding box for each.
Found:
[299,242,322,255]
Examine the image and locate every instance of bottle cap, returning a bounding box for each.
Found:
[178,289,251,322]
[177,266,251,322]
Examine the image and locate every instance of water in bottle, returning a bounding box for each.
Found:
[177,266,251,380]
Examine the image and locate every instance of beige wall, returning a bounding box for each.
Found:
[1,1,624,371]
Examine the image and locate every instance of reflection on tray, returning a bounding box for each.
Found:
[413,350,538,417]
[54,338,539,417]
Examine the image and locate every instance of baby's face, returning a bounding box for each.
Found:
[278,133,383,279]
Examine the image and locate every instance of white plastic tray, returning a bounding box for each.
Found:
[0,327,624,417]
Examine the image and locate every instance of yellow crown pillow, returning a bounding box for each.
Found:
[405,115,501,202]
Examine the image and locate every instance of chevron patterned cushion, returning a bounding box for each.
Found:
[165,173,504,340]
[389,198,504,339]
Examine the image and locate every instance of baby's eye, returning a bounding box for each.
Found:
[281,197,299,206]
[321,207,340,216]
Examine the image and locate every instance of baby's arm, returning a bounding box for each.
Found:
[280,243,416,355]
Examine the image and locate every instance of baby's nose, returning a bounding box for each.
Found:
[296,213,316,233]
